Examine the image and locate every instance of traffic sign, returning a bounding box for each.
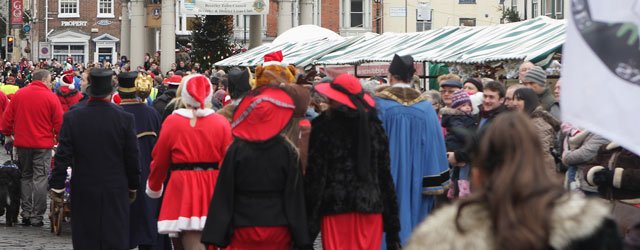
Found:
[23,24,30,32]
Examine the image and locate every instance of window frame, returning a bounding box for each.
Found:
[58,0,80,18]
[532,0,539,17]
[458,0,476,4]
[97,0,115,18]
[459,18,476,27]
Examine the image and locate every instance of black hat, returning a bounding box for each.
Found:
[464,78,483,92]
[227,69,250,99]
[88,68,115,97]
[389,54,416,79]
[117,72,138,91]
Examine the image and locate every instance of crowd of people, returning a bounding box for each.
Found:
[0,49,638,250]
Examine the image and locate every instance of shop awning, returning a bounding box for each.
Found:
[314,16,565,65]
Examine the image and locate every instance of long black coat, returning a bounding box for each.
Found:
[50,101,140,250]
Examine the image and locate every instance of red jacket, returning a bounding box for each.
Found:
[1,81,63,149]
[56,86,83,112]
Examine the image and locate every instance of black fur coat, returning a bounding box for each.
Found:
[305,108,400,248]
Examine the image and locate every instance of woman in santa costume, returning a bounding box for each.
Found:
[146,74,232,250]
[201,86,311,249]
[306,74,401,250]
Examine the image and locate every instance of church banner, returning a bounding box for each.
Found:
[181,0,269,15]
[562,0,640,155]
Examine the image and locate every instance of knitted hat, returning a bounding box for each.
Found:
[60,69,76,90]
[181,74,213,110]
[255,50,297,88]
[464,78,483,92]
[451,90,472,109]
[389,54,416,79]
[523,66,547,86]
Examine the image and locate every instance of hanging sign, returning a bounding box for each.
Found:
[182,0,269,15]
[11,0,23,25]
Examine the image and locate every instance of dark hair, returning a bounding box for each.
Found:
[456,112,565,250]
[483,81,505,98]
[391,74,412,83]
[513,88,539,115]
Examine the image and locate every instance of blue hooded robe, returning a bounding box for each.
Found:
[375,87,449,247]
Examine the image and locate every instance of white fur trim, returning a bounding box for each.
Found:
[606,142,620,151]
[586,166,606,186]
[181,74,213,109]
[262,61,288,67]
[145,181,164,199]
[405,195,610,250]
[613,168,624,189]
[172,108,215,118]
[157,216,207,236]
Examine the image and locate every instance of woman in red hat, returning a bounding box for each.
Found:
[202,86,311,250]
[146,74,232,250]
[306,74,400,250]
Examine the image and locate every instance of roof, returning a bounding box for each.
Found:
[314,16,565,65]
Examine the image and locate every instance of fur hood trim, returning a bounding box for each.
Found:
[440,107,466,116]
[405,194,611,250]
[532,106,561,131]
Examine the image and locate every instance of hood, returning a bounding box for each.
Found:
[405,194,612,250]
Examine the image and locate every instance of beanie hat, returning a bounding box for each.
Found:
[181,74,213,112]
[523,66,547,86]
[255,50,297,88]
[451,90,472,109]
[60,69,76,90]
[464,78,483,92]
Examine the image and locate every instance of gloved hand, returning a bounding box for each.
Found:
[129,190,137,204]
[49,189,64,203]
[593,168,614,187]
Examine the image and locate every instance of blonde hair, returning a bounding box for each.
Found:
[436,73,461,84]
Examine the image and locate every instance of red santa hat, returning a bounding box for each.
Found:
[181,74,213,115]
[60,69,76,90]
[164,75,182,86]
[263,50,286,67]
[255,50,297,88]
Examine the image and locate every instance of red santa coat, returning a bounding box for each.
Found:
[56,86,83,112]
[146,109,232,237]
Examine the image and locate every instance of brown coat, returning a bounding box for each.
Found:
[531,107,562,182]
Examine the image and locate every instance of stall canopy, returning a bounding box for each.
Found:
[314,16,565,65]
[214,25,364,67]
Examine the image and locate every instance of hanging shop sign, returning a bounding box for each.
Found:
[181,0,269,15]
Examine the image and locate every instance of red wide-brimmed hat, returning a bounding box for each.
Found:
[314,74,375,109]
[231,87,295,142]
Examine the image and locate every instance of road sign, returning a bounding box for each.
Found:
[23,24,30,32]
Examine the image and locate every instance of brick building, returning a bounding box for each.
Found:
[33,0,122,64]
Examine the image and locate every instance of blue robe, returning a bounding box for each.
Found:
[121,102,166,249]
[375,93,449,247]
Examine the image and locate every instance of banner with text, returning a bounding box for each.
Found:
[11,0,23,25]
[181,0,269,15]
[563,0,640,155]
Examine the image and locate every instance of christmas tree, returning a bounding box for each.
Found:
[190,15,234,70]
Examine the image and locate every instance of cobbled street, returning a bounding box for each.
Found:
[0,151,73,250]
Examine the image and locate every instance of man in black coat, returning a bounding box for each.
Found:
[50,68,140,250]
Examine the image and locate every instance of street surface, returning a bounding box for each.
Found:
[0,150,73,250]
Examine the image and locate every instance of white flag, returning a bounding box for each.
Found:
[562,0,640,155]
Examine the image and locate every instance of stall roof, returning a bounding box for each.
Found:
[314,16,565,65]
[214,25,367,67]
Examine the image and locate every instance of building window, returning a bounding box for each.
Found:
[542,0,552,17]
[532,0,538,17]
[459,18,476,26]
[511,0,517,9]
[416,20,431,31]
[53,45,85,63]
[58,0,79,18]
[343,0,364,28]
[459,0,476,4]
[97,0,114,18]
[555,0,563,18]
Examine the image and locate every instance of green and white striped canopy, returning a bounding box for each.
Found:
[314,16,565,65]
[214,36,364,67]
